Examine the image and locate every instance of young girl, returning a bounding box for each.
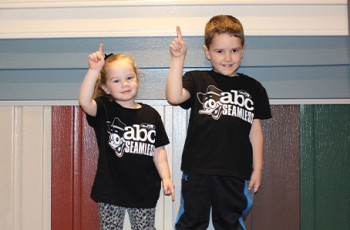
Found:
[79,43,175,230]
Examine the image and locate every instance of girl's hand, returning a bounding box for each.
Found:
[169,26,187,59]
[88,43,105,70]
[162,178,175,201]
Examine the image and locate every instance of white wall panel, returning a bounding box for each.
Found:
[0,107,15,230]
[0,106,51,230]
[0,1,347,38]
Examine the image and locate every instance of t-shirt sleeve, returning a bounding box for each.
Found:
[154,112,170,148]
[254,84,272,120]
[180,72,195,110]
[86,97,106,127]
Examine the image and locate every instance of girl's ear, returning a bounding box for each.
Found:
[203,45,211,60]
[101,84,110,95]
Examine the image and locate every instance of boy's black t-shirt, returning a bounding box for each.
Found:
[86,96,170,208]
[180,70,272,179]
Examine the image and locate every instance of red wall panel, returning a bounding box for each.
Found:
[52,106,99,230]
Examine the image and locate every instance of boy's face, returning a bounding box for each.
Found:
[203,33,244,77]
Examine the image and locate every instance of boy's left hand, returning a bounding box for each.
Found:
[249,169,262,193]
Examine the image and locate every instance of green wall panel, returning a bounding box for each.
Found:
[301,105,350,230]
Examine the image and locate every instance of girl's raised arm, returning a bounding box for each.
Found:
[78,43,105,116]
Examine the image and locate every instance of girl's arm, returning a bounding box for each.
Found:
[166,26,191,105]
[153,146,175,201]
[78,43,105,117]
[249,119,264,193]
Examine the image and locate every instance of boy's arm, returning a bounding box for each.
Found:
[166,26,191,105]
[249,119,264,193]
[78,44,105,116]
[153,146,175,201]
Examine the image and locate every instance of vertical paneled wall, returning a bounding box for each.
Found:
[301,105,350,230]
[248,106,300,230]
[0,106,51,230]
[1,104,349,230]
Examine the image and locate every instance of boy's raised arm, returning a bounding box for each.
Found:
[78,43,105,116]
[166,27,191,105]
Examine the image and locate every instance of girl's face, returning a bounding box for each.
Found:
[203,33,244,77]
[102,59,139,107]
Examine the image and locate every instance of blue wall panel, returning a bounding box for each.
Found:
[0,36,349,101]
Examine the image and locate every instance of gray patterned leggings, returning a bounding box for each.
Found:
[98,202,156,230]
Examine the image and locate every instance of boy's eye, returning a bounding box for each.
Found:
[113,79,120,83]
[232,49,241,54]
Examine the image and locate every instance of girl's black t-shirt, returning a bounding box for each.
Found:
[180,70,272,179]
[86,96,169,208]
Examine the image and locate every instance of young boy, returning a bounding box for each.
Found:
[167,15,272,230]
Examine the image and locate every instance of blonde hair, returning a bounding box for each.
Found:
[204,15,245,48]
[94,54,139,99]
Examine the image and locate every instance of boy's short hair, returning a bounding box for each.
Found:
[204,15,245,48]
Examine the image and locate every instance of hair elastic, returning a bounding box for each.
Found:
[104,53,114,60]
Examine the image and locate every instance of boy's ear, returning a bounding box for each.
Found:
[241,44,245,59]
[203,45,211,60]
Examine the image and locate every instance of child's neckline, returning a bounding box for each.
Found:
[115,101,142,110]
[211,69,241,78]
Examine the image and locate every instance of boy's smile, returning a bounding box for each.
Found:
[203,33,244,77]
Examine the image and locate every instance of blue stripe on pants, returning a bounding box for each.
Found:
[238,180,254,230]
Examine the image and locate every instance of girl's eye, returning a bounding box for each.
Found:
[113,79,120,83]
[127,76,135,81]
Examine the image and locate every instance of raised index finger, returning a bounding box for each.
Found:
[176,26,183,40]
[98,43,104,54]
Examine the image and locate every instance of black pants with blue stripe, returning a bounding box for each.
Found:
[175,173,253,230]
